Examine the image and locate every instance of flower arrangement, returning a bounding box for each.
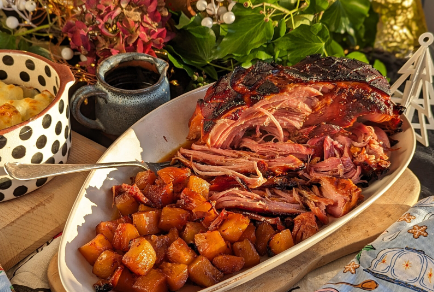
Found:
[62,0,174,74]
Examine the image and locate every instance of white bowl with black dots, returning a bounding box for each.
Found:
[0,50,75,202]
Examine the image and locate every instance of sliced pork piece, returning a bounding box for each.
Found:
[209,188,306,215]
[293,187,334,224]
[239,138,314,160]
[319,176,363,217]
[292,212,319,244]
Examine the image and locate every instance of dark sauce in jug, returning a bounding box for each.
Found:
[104,60,161,90]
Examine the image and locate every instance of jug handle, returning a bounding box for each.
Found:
[71,85,108,131]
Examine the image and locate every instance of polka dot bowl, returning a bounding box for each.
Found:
[0,50,75,202]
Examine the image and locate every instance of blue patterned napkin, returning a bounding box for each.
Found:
[0,266,13,292]
[316,196,434,292]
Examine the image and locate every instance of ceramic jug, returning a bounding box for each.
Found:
[71,53,170,136]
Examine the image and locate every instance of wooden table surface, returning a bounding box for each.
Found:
[0,131,106,271]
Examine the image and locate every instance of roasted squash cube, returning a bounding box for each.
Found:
[187,175,210,199]
[110,266,136,292]
[96,221,118,243]
[135,170,157,190]
[157,167,191,192]
[138,204,157,212]
[114,192,139,216]
[160,262,188,291]
[238,223,256,244]
[188,255,223,287]
[192,202,218,228]
[159,207,191,232]
[122,237,156,275]
[233,239,260,268]
[176,188,206,211]
[112,215,133,224]
[218,213,250,243]
[167,238,197,265]
[145,235,170,266]
[133,211,161,236]
[212,255,245,274]
[146,182,174,208]
[133,269,168,292]
[167,228,179,245]
[79,234,113,265]
[93,250,122,279]
[255,222,276,256]
[182,222,206,244]
[268,229,294,255]
[112,223,140,251]
[194,231,227,260]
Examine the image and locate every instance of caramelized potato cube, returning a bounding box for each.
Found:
[147,182,174,208]
[92,250,122,279]
[167,228,179,245]
[112,223,140,251]
[167,238,197,265]
[187,175,210,199]
[182,222,206,244]
[160,262,188,291]
[255,222,276,256]
[212,255,245,274]
[145,235,170,266]
[133,269,168,292]
[159,207,191,232]
[157,167,191,192]
[176,188,206,211]
[233,239,260,268]
[96,221,118,243]
[238,223,256,244]
[138,204,157,212]
[114,192,139,216]
[192,202,218,228]
[268,229,294,255]
[135,170,157,190]
[79,234,113,265]
[122,237,156,275]
[218,213,250,243]
[194,231,227,260]
[133,211,161,236]
[188,255,223,287]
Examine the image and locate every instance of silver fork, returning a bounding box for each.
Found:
[4,161,174,180]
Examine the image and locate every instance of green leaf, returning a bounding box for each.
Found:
[202,65,218,80]
[303,0,329,14]
[373,59,387,77]
[27,46,52,60]
[274,23,331,65]
[214,6,274,58]
[0,32,16,49]
[346,51,369,64]
[278,0,298,10]
[170,26,216,66]
[326,39,344,57]
[287,14,314,30]
[175,12,195,29]
[321,0,370,37]
[278,19,286,37]
[361,6,378,47]
[18,38,30,51]
[166,47,195,77]
[233,48,273,67]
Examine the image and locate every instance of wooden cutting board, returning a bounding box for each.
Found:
[0,131,106,271]
[47,168,420,292]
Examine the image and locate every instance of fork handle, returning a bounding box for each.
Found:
[4,161,149,180]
